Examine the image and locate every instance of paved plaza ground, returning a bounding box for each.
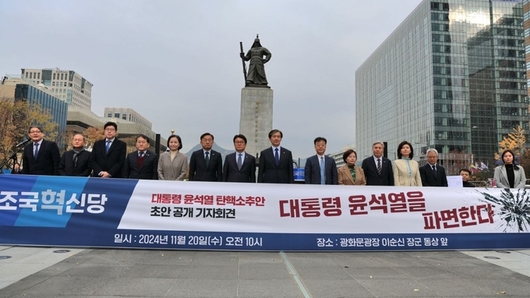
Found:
[1,246,529,297]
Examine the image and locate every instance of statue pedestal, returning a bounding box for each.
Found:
[239,87,273,158]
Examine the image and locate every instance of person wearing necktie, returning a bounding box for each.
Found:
[21,126,60,175]
[304,137,338,185]
[419,148,448,187]
[361,141,394,186]
[123,134,158,179]
[222,134,256,182]
[258,129,294,183]
[59,133,92,176]
[89,122,126,178]
[188,132,222,181]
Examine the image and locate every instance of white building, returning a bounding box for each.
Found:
[21,68,93,110]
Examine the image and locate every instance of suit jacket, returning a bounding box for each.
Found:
[494,165,526,188]
[304,155,338,185]
[123,150,158,179]
[21,139,60,175]
[59,149,92,176]
[188,149,222,181]
[89,138,126,178]
[157,151,187,180]
[338,164,366,185]
[361,156,394,186]
[222,152,256,183]
[258,147,294,183]
[392,159,422,186]
[420,163,448,187]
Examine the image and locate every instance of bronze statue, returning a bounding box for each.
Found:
[240,35,272,87]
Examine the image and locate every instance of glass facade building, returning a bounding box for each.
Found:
[14,84,68,141]
[356,0,527,171]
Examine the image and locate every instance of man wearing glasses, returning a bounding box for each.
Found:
[89,121,126,178]
[21,126,61,175]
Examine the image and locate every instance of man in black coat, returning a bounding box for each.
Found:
[21,126,60,175]
[222,134,256,182]
[89,122,126,178]
[420,148,448,187]
[123,134,158,179]
[189,132,222,181]
[59,133,92,176]
[361,141,394,186]
[258,129,294,184]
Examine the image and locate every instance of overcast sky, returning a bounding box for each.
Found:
[1,0,422,158]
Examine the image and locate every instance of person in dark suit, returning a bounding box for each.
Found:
[59,133,92,176]
[89,121,126,178]
[21,126,60,175]
[459,168,475,188]
[258,129,294,184]
[123,134,158,179]
[189,132,222,181]
[420,148,448,187]
[222,134,256,183]
[361,141,394,186]
[304,137,338,185]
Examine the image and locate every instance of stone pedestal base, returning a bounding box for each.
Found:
[239,87,273,158]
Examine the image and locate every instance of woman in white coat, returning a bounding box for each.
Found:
[393,141,422,186]
[494,149,526,188]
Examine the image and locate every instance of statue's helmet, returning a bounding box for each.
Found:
[252,34,262,48]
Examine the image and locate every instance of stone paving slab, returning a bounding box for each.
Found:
[1,248,530,297]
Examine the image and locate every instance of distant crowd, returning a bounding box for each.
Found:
[12,121,526,188]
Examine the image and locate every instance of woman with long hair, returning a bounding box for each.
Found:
[494,149,526,188]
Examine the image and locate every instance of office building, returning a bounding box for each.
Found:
[356,0,527,172]
[0,75,68,143]
[21,68,93,110]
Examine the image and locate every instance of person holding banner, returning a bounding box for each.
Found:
[392,141,422,186]
[258,129,294,184]
[189,133,223,181]
[494,149,526,188]
[304,137,338,185]
[338,149,366,185]
[361,141,394,186]
[90,122,126,178]
[123,135,158,179]
[158,135,187,181]
[59,133,91,176]
[222,134,256,182]
[420,148,448,187]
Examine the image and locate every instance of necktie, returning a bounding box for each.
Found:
[237,153,243,170]
[432,165,436,172]
[105,140,111,153]
[377,158,382,175]
[274,148,279,166]
[320,156,325,185]
[139,151,144,158]
[73,152,79,167]
[205,152,210,167]
[33,143,39,159]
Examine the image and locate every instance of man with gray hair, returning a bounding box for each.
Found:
[361,141,394,186]
[420,148,448,187]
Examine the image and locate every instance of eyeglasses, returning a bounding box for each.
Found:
[29,130,42,134]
